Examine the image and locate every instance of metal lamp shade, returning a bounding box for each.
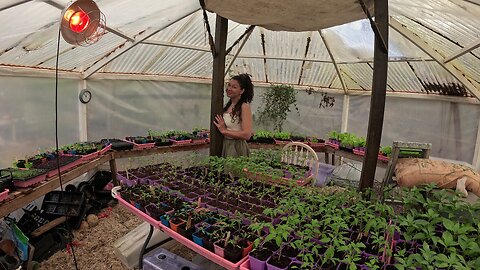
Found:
[60,0,105,46]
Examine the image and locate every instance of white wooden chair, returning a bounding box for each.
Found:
[281,142,319,185]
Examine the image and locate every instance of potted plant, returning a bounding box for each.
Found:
[257,84,299,132]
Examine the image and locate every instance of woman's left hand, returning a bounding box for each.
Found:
[214,114,227,133]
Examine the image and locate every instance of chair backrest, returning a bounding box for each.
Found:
[282,142,319,185]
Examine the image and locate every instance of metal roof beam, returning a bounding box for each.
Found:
[233,54,432,64]
[106,28,134,42]
[465,0,480,7]
[238,54,331,63]
[473,117,480,171]
[443,38,480,63]
[319,30,348,94]
[141,13,199,73]
[0,0,33,12]
[224,26,254,76]
[390,17,480,101]
[82,7,200,79]
[141,40,211,52]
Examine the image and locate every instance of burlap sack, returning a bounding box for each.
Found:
[395,158,480,196]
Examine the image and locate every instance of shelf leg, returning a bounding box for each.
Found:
[139,224,154,269]
[109,159,119,186]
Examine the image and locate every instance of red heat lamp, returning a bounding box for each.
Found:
[61,0,106,46]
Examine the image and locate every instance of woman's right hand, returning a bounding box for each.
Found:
[214,114,227,133]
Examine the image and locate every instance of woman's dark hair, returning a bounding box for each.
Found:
[223,73,254,121]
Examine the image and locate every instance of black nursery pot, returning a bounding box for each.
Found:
[16,160,26,168]
[144,204,165,220]
[282,245,300,258]
[201,236,214,252]
[224,244,243,263]
[250,248,273,261]
[177,223,195,240]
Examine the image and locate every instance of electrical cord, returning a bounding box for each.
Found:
[55,23,80,270]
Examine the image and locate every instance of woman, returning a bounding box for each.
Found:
[213,73,254,157]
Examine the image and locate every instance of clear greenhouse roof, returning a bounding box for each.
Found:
[0,0,479,98]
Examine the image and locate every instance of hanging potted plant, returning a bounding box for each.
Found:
[256,84,299,132]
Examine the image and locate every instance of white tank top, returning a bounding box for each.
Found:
[223,112,241,131]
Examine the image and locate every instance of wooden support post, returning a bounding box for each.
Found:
[473,117,480,171]
[341,95,350,133]
[209,15,228,157]
[359,0,389,191]
[109,158,119,186]
[78,79,88,141]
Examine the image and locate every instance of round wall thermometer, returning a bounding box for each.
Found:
[79,89,92,104]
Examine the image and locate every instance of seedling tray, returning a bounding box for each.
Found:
[274,139,291,145]
[326,141,340,149]
[115,191,248,270]
[0,189,9,202]
[42,191,85,218]
[33,155,83,177]
[125,137,155,149]
[79,144,112,161]
[243,168,313,187]
[170,139,193,145]
[154,139,173,147]
[2,168,48,188]
[101,138,134,151]
[62,142,111,161]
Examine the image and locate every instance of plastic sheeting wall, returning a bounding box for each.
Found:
[0,76,80,168]
[86,80,344,142]
[347,95,480,163]
[1,76,476,168]
[254,89,344,137]
[87,80,212,140]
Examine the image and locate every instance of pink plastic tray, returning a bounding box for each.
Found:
[170,139,193,145]
[378,155,390,162]
[293,174,313,186]
[133,142,155,150]
[239,259,250,270]
[326,142,340,149]
[274,139,291,145]
[191,139,209,144]
[98,144,112,155]
[117,194,162,228]
[0,189,9,202]
[353,149,365,156]
[13,173,47,188]
[115,192,248,270]
[80,144,112,161]
[307,142,325,148]
[46,158,85,178]
[80,151,99,161]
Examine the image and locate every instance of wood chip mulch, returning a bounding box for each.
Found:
[40,206,142,270]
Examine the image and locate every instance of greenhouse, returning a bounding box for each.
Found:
[0,0,479,269]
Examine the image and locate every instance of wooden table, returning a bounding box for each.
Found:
[0,141,384,219]
[323,147,388,168]
[0,143,209,219]
[0,154,111,218]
